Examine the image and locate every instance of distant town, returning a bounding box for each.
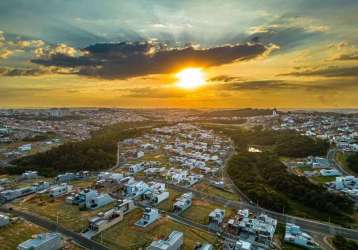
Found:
[0,108,357,250]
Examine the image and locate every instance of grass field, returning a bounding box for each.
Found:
[94,208,218,249]
[183,199,236,225]
[157,187,182,212]
[310,175,336,184]
[13,194,115,232]
[0,219,45,250]
[192,182,240,201]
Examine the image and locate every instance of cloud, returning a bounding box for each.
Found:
[280,66,358,78]
[0,66,74,77]
[120,87,188,98]
[15,39,45,48]
[219,80,298,91]
[31,41,271,79]
[0,49,13,59]
[335,53,358,61]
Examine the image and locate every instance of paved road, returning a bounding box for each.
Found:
[0,207,110,250]
[327,149,355,176]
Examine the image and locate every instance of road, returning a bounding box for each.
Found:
[0,207,110,250]
[327,149,355,176]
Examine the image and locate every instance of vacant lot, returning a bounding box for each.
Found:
[193,182,240,201]
[183,199,236,225]
[13,194,115,232]
[0,219,45,250]
[94,208,218,249]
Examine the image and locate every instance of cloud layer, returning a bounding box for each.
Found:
[31,42,270,79]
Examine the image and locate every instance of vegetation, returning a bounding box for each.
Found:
[227,151,354,218]
[215,126,329,157]
[8,121,165,176]
[22,132,56,142]
[332,235,358,250]
[217,126,353,225]
[346,152,358,174]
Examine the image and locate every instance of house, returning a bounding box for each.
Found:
[124,181,149,198]
[21,171,38,180]
[307,157,330,169]
[284,223,319,249]
[173,192,192,214]
[32,181,50,192]
[135,207,161,227]
[0,186,36,202]
[147,231,183,250]
[235,240,252,250]
[128,163,145,174]
[56,172,76,183]
[97,172,124,184]
[137,151,145,158]
[18,144,32,152]
[0,213,10,227]
[69,189,113,210]
[227,209,277,246]
[194,243,213,250]
[17,233,63,250]
[209,208,225,226]
[83,199,135,238]
[49,183,72,197]
[142,182,169,205]
[320,169,341,177]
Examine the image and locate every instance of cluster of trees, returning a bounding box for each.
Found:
[346,152,358,174]
[217,127,329,157]
[332,235,358,250]
[227,151,354,217]
[8,121,163,177]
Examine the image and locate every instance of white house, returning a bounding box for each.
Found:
[17,233,63,250]
[284,223,319,249]
[147,231,183,250]
[0,213,10,227]
[49,183,72,197]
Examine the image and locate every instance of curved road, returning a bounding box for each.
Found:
[327,149,356,176]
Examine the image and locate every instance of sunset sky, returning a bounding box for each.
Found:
[0,0,357,108]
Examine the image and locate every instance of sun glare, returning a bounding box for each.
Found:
[176,68,205,89]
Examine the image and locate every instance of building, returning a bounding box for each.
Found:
[0,213,10,227]
[173,192,192,213]
[55,172,76,183]
[147,231,183,250]
[135,207,161,227]
[17,233,63,250]
[68,189,113,210]
[83,199,135,239]
[284,223,319,249]
[21,171,38,180]
[49,183,72,197]
[124,181,149,198]
[209,208,225,226]
[320,169,341,176]
[227,209,277,246]
[0,186,36,202]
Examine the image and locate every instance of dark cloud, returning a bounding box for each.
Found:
[335,53,358,61]
[31,41,270,79]
[209,75,241,82]
[220,80,298,91]
[280,66,358,77]
[0,67,74,77]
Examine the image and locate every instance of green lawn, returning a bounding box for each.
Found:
[310,176,336,184]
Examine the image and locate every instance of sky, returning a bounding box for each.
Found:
[0,0,357,109]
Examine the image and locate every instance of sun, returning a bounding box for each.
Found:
[176,68,206,89]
